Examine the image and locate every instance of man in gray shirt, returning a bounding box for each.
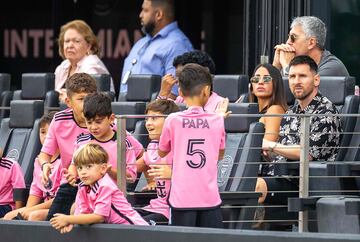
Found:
[273,16,349,76]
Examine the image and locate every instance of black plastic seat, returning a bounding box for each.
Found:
[213,75,249,102]
[13,73,59,112]
[118,74,161,102]
[90,74,115,101]
[0,100,44,187]
[0,73,13,122]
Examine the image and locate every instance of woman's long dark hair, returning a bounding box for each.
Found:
[249,63,287,112]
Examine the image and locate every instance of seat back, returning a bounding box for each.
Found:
[13,73,59,110]
[0,73,12,121]
[111,102,148,147]
[213,75,249,102]
[218,103,259,192]
[120,75,161,102]
[0,100,44,186]
[90,74,111,92]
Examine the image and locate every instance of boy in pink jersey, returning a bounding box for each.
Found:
[4,112,62,221]
[50,143,148,234]
[0,153,25,217]
[136,99,179,224]
[39,73,97,220]
[158,50,226,112]
[158,63,226,228]
[66,92,138,186]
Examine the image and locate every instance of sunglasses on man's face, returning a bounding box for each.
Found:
[250,76,272,84]
[288,33,300,43]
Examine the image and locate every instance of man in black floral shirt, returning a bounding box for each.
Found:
[256,55,342,205]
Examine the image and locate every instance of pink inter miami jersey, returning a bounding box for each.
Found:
[142,141,172,218]
[42,108,88,169]
[74,132,137,181]
[175,92,225,112]
[30,157,62,201]
[75,174,148,225]
[159,106,225,209]
[0,158,25,209]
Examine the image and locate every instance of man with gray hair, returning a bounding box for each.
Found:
[273,16,349,76]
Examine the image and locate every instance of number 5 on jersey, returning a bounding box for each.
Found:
[186,139,206,169]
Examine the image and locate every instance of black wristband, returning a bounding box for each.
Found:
[41,162,48,171]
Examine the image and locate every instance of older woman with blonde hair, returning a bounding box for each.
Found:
[55,20,113,101]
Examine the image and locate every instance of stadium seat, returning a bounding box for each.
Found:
[13,73,59,112]
[213,75,249,102]
[90,74,115,101]
[118,74,161,102]
[0,73,13,122]
[0,100,44,190]
[217,103,264,229]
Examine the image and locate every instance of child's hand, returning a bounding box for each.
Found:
[41,163,52,186]
[60,224,74,234]
[20,207,35,220]
[141,181,157,192]
[215,98,232,119]
[50,213,70,231]
[148,164,172,180]
[159,74,177,97]
[64,169,77,187]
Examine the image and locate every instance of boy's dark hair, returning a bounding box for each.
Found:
[65,73,97,98]
[173,50,216,74]
[145,99,180,115]
[289,55,318,73]
[83,92,112,120]
[178,63,212,97]
[39,111,57,128]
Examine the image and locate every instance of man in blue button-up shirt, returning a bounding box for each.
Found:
[120,0,193,95]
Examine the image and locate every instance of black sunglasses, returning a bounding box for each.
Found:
[250,76,272,84]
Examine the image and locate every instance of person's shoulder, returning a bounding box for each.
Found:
[266,105,286,115]
[0,157,18,170]
[97,174,117,191]
[53,109,74,122]
[76,132,93,144]
[319,50,349,76]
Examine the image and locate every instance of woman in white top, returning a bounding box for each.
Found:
[55,20,113,102]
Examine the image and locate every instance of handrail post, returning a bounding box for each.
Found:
[299,115,310,232]
[116,115,127,196]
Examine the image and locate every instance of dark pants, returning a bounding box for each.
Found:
[171,207,223,228]
[46,183,78,220]
[0,204,12,218]
[136,209,168,225]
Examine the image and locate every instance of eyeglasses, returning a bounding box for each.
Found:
[288,33,299,43]
[250,76,272,84]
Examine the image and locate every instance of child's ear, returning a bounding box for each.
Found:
[65,96,72,108]
[100,163,108,175]
[109,113,115,123]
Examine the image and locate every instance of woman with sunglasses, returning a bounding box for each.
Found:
[248,63,288,205]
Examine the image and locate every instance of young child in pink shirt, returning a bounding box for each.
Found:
[50,143,148,234]
[0,152,25,217]
[66,92,139,186]
[158,63,226,228]
[38,73,97,220]
[136,99,179,224]
[3,112,62,221]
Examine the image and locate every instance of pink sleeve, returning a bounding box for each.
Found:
[76,187,92,214]
[41,119,58,156]
[126,134,143,159]
[71,142,80,165]
[11,162,25,189]
[125,147,137,182]
[175,96,184,103]
[93,186,112,217]
[158,118,172,153]
[29,161,43,198]
[219,118,226,150]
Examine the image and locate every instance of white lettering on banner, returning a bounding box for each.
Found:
[2,28,142,59]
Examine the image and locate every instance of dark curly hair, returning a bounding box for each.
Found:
[173,50,216,74]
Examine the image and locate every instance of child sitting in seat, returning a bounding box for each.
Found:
[0,149,25,217]
[136,99,179,224]
[50,143,148,233]
[3,111,62,220]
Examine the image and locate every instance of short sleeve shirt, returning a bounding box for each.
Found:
[264,93,342,176]
[159,106,225,209]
